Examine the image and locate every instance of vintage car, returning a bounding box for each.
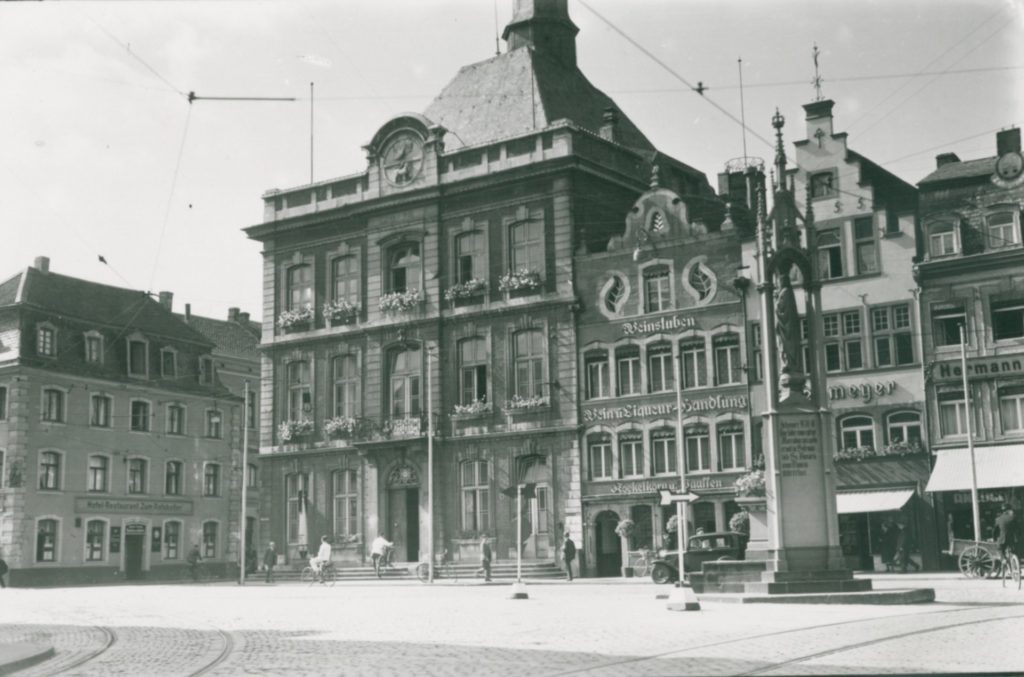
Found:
[650,531,746,584]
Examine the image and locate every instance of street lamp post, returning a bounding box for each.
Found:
[959,324,981,545]
[673,347,689,576]
[426,342,436,584]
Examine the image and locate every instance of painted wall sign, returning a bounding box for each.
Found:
[583,394,748,423]
[828,381,897,403]
[620,315,697,336]
[933,355,1024,382]
[74,497,195,516]
[596,474,738,497]
[953,490,1007,505]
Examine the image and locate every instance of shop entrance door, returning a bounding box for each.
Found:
[594,511,622,577]
[125,526,145,580]
[388,487,420,562]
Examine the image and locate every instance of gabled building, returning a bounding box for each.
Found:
[918,127,1024,544]
[244,0,718,570]
[0,258,244,585]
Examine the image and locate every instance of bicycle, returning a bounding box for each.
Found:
[1001,550,1021,590]
[416,549,459,583]
[183,561,209,583]
[627,549,655,577]
[301,561,337,587]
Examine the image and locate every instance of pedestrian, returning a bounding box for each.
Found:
[562,532,576,581]
[895,521,920,573]
[187,544,202,582]
[263,541,277,584]
[245,543,258,576]
[312,535,332,584]
[880,519,898,572]
[995,503,1018,576]
[370,534,393,579]
[477,533,492,582]
[0,554,8,589]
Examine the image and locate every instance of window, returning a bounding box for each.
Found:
[873,304,915,366]
[992,301,1024,341]
[457,338,488,406]
[328,354,358,418]
[37,325,55,356]
[938,392,967,437]
[713,334,741,385]
[987,211,1019,249]
[130,401,151,432]
[85,520,105,561]
[929,222,958,257]
[247,391,257,430]
[455,232,485,284]
[286,474,307,542]
[749,323,763,382]
[202,522,218,558]
[42,388,64,423]
[85,333,103,364]
[810,171,836,198]
[160,349,177,378]
[615,347,641,396]
[165,521,181,559]
[167,404,185,435]
[88,456,108,492]
[127,458,147,494]
[204,463,221,496]
[887,411,922,444]
[128,339,147,376]
[248,463,258,488]
[388,243,421,293]
[513,330,545,399]
[39,451,61,490]
[652,429,677,475]
[685,426,710,472]
[854,217,878,274]
[389,347,422,417]
[681,340,708,389]
[584,352,609,399]
[843,312,863,370]
[288,361,312,421]
[461,460,490,532]
[604,275,627,314]
[205,410,222,439]
[287,264,313,311]
[331,255,359,305]
[333,470,359,538]
[718,425,744,471]
[0,386,6,420]
[818,229,844,279]
[199,357,215,385]
[619,433,643,478]
[91,394,112,428]
[999,389,1024,433]
[644,266,670,313]
[933,306,966,347]
[510,218,543,274]
[648,343,674,393]
[165,461,183,495]
[840,415,875,450]
[589,435,613,480]
[36,519,57,562]
[822,312,863,372]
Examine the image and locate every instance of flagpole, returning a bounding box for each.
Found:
[960,324,981,545]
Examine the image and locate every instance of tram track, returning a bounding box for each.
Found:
[19,625,116,677]
[187,627,235,677]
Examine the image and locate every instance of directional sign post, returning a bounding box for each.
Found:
[659,489,702,611]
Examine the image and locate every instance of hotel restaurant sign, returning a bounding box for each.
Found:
[75,497,195,516]
[931,354,1024,382]
[583,394,747,423]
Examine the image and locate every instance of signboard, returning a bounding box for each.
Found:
[125,523,146,535]
[932,355,1024,383]
[828,380,897,404]
[592,474,742,497]
[583,394,748,423]
[621,315,697,336]
[659,489,701,506]
[777,415,819,479]
[110,526,122,554]
[74,497,194,516]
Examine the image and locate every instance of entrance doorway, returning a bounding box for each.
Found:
[594,511,622,577]
[388,487,420,562]
[124,525,145,580]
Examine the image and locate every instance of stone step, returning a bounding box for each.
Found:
[744,578,873,595]
[271,562,566,582]
[763,569,855,582]
[700,560,769,573]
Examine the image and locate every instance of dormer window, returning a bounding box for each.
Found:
[928,221,959,258]
[199,356,215,385]
[161,348,177,378]
[36,325,55,357]
[127,338,148,377]
[84,332,103,364]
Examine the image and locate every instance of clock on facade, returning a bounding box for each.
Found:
[380,131,424,187]
[995,151,1023,181]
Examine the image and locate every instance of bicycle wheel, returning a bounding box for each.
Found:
[301,566,315,585]
[959,545,994,579]
[415,562,429,583]
[1007,554,1021,590]
[633,558,651,577]
[324,566,337,587]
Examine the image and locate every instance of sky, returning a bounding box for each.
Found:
[1,0,1021,323]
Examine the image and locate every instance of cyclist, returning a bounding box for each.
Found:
[995,504,1019,577]
[310,535,332,584]
[187,544,202,582]
[370,534,394,579]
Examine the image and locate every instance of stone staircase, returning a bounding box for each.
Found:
[690,560,872,595]
[269,560,566,583]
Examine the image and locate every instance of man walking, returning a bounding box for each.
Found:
[995,504,1019,576]
[370,534,393,579]
[478,533,492,582]
[263,541,277,584]
[187,544,202,582]
[562,532,577,581]
[895,521,920,573]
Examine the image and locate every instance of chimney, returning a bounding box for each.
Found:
[228,307,239,322]
[803,99,835,142]
[33,256,50,273]
[936,152,960,168]
[158,291,173,311]
[184,303,191,322]
[599,107,619,143]
[997,127,1021,156]
[237,311,251,325]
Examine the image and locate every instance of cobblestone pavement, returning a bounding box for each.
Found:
[0,574,1021,675]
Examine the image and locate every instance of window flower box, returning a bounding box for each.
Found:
[497,268,542,293]
[379,288,425,314]
[452,399,492,417]
[277,305,314,331]
[323,416,357,440]
[278,418,314,443]
[506,394,549,411]
[444,278,487,303]
[733,469,766,497]
[834,440,925,462]
[323,299,359,325]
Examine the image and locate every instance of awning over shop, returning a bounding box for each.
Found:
[836,488,914,514]
[925,445,1024,493]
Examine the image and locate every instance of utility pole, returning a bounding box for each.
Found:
[239,379,250,585]
[959,324,981,544]
[426,342,436,583]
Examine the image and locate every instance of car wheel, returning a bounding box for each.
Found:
[651,563,674,584]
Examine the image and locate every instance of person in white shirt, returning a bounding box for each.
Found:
[370,534,393,579]
[310,535,332,583]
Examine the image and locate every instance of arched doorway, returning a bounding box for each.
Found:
[594,510,622,577]
[386,462,420,562]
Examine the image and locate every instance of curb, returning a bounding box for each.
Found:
[0,642,56,676]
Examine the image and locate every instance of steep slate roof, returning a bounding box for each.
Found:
[0,271,21,306]
[918,157,996,185]
[424,47,655,154]
[176,313,261,360]
[16,267,212,345]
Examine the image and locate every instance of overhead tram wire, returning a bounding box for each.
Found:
[86,16,187,98]
[148,104,193,292]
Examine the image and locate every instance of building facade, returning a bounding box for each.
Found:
[0,258,244,585]
[918,127,1024,548]
[245,0,718,571]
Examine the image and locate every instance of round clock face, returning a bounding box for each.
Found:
[381,132,424,186]
[996,151,1023,181]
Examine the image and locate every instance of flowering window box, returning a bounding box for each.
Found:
[498,269,542,295]
[444,279,487,304]
[451,400,492,418]
[323,299,360,325]
[506,394,549,413]
[834,440,925,463]
[278,418,314,443]
[277,306,315,332]
[379,289,425,314]
[323,416,357,441]
[733,469,766,498]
